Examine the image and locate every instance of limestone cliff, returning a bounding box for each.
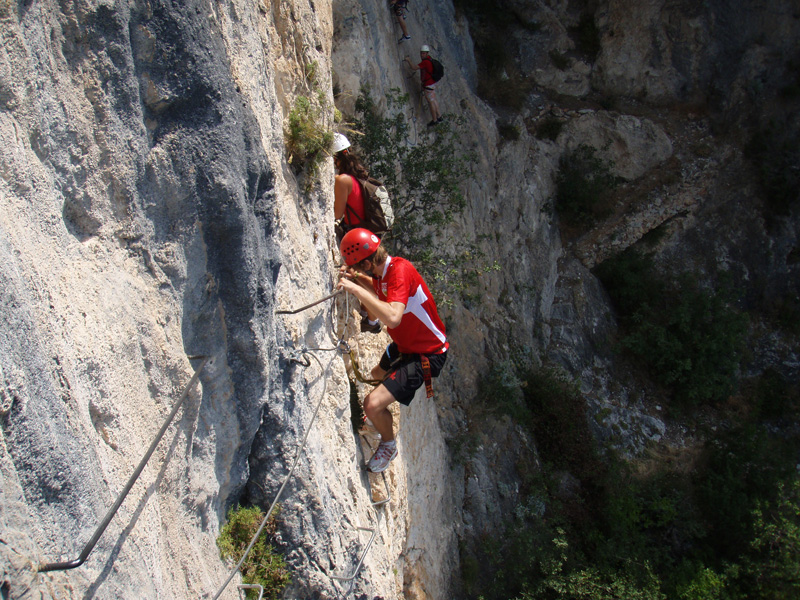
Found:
[1,0,798,598]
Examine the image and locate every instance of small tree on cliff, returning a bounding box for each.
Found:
[353,88,499,308]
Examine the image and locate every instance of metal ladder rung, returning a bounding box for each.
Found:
[331,526,377,583]
[237,584,264,600]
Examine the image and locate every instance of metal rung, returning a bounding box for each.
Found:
[237,584,264,600]
[331,526,377,583]
[370,472,391,508]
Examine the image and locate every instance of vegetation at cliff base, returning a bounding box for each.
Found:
[593,249,748,407]
[461,365,800,600]
[217,505,290,599]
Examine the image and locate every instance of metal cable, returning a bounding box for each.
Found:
[38,357,209,573]
[211,351,334,600]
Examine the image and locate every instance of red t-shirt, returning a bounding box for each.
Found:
[418,57,435,88]
[344,175,365,225]
[372,256,448,355]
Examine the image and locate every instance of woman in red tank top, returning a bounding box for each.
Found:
[333,134,369,231]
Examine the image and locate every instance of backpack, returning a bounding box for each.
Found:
[343,176,394,237]
[430,58,444,83]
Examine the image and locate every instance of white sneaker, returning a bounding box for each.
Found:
[367,441,398,472]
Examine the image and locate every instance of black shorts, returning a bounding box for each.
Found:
[378,342,447,405]
[391,0,407,17]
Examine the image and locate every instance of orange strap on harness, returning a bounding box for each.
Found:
[420,355,433,398]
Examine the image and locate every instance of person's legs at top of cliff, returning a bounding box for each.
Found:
[337,228,449,473]
[390,0,411,43]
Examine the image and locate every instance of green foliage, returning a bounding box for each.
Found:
[497,121,521,141]
[354,89,498,308]
[285,95,334,178]
[747,367,800,421]
[522,368,603,483]
[467,357,800,600]
[621,275,747,405]
[217,505,290,599]
[678,566,729,600]
[478,359,528,421]
[594,250,748,406]
[555,144,619,230]
[303,60,318,86]
[697,425,800,563]
[738,478,800,599]
[519,535,667,600]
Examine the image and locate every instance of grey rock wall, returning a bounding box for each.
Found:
[0,0,325,596]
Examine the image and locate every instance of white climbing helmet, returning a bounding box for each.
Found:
[420,45,430,53]
[332,133,351,154]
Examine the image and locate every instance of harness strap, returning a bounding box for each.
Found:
[420,354,433,398]
[349,349,383,386]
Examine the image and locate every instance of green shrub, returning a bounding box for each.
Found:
[737,478,800,599]
[697,425,800,559]
[285,95,334,177]
[497,121,520,141]
[621,275,748,405]
[479,360,528,421]
[522,368,603,483]
[747,367,800,421]
[677,566,729,600]
[465,359,799,600]
[354,89,500,308]
[595,250,748,406]
[555,144,619,230]
[217,505,290,599]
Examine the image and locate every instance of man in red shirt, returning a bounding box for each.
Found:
[404,45,442,127]
[337,228,449,472]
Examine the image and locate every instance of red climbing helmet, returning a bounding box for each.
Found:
[340,228,381,266]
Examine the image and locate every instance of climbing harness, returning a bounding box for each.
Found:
[346,343,384,387]
[420,354,433,398]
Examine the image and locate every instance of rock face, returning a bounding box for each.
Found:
[1,0,798,599]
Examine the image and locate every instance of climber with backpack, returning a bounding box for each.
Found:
[332,133,393,241]
[404,45,443,127]
[332,133,394,333]
[337,228,449,473]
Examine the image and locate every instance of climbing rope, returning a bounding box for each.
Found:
[231,260,384,599]
[211,350,335,600]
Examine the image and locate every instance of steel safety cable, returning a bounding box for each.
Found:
[211,350,335,600]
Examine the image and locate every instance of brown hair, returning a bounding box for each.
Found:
[335,151,369,180]
[359,244,388,270]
